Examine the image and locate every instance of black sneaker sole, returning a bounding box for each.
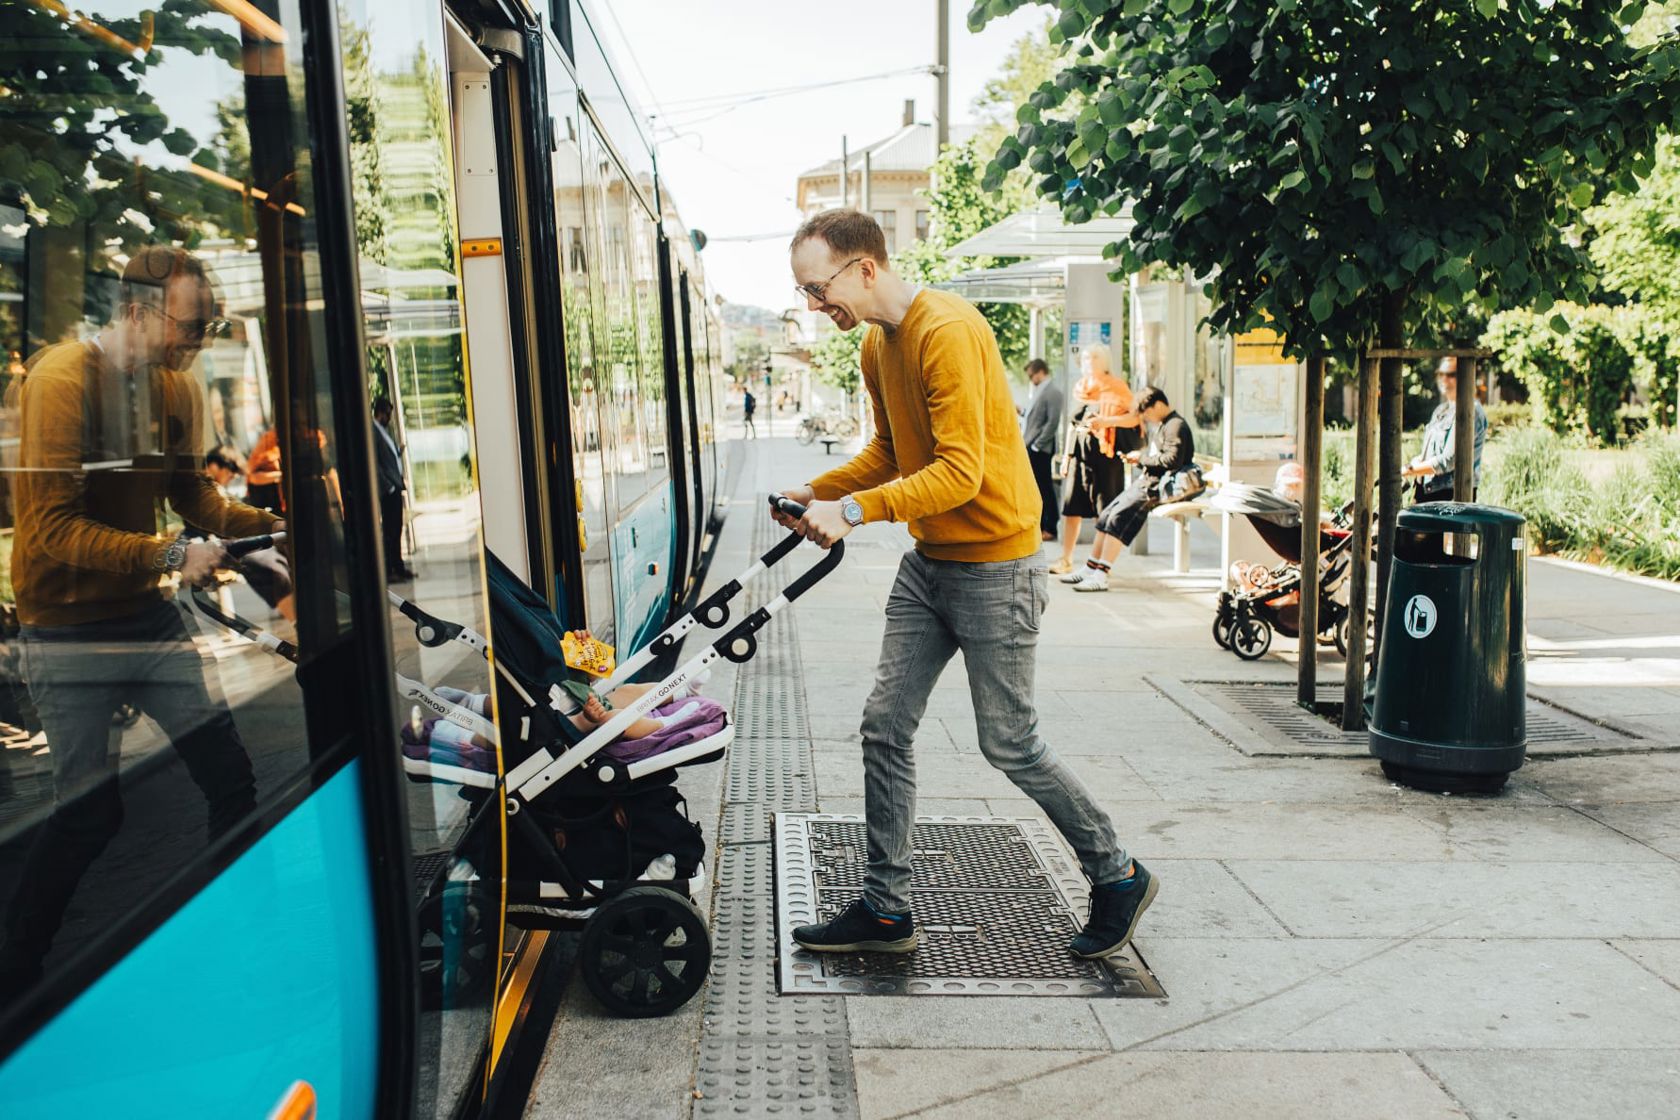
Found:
[1071,874,1159,960]
[792,930,919,954]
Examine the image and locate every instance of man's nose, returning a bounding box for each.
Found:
[805,292,824,312]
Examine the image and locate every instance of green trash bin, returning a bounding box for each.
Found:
[1370,503,1527,794]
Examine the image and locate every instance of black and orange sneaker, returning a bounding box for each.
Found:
[792,898,918,953]
[1070,861,1158,959]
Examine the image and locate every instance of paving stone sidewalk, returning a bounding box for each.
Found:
[526,436,1680,1120]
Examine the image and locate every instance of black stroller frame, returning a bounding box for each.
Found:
[1209,486,1363,662]
[188,500,841,1017]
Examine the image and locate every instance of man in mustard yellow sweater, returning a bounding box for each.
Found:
[1,247,278,990]
[774,210,1157,960]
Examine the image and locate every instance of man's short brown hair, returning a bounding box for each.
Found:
[120,245,212,310]
[790,208,889,264]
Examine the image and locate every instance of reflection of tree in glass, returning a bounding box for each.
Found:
[0,2,241,266]
[337,27,470,500]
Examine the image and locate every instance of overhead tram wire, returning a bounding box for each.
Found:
[649,66,938,133]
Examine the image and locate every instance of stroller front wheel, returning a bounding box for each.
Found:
[1231,617,1273,661]
[1212,613,1233,650]
[578,885,711,1018]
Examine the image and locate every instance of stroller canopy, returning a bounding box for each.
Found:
[1210,481,1301,527]
[486,549,576,699]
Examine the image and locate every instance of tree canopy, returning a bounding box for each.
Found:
[969,0,1680,359]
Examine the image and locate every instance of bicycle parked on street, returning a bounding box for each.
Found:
[794,410,860,446]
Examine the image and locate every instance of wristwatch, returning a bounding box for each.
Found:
[153,535,189,573]
[841,495,865,527]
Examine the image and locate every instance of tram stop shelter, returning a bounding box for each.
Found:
[936,206,1307,580]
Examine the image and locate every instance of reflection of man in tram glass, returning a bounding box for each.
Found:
[373,397,415,582]
[0,246,281,990]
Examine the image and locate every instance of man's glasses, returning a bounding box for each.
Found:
[150,306,231,342]
[794,257,863,304]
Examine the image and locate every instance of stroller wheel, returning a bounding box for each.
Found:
[1212,613,1233,650]
[1231,617,1272,660]
[579,886,711,1018]
[1334,610,1375,660]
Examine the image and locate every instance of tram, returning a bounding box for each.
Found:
[0,0,732,1115]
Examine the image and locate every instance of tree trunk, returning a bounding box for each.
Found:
[1372,292,1406,676]
[1298,354,1325,712]
[1342,353,1379,731]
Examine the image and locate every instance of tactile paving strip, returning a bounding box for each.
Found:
[695,453,860,1120]
[774,815,1164,998]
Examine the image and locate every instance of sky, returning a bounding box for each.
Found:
[597,0,1047,312]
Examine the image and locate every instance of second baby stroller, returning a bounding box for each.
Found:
[1209,478,1359,661]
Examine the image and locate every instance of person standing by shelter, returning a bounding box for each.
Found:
[372,398,415,582]
[1049,345,1136,574]
[244,426,282,512]
[1403,357,1487,503]
[773,209,1156,960]
[1067,388,1194,592]
[1020,358,1063,541]
[742,387,757,439]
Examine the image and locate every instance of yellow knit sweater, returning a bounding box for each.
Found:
[11,339,279,625]
[809,289,1041,562]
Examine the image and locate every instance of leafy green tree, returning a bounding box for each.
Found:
[809,325,863,397]
[969,0,1680,361]
[1483,302,1636,442]
[726,333,770,384]
[1,3,243,337]
[1583,134,1680,425]
[896,138,1039,370]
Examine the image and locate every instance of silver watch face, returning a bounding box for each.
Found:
[842,498,864,526]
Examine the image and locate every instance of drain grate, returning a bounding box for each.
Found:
[1155,678,1646,757]
[775,814,1164,998]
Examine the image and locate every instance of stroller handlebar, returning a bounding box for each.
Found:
[223,531,287,558]
[768,493,808,520]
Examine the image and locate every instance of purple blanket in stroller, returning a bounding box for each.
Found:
[600,697,729,763]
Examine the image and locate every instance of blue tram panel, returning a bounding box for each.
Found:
[0,766,380,1118]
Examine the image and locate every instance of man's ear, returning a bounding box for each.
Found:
[859,258,878,285]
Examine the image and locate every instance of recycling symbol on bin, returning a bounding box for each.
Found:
[1404,594,1438,639]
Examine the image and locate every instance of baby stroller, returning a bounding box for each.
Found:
[1208,482,1359,661]
[190,500,841,1017]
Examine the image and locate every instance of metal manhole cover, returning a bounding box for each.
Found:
[1162,679,1644,756]
[774,814,1164,998]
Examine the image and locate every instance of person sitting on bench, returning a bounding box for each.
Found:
[1063,388,1193,593]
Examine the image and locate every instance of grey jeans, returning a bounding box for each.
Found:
[860,550,1128,913]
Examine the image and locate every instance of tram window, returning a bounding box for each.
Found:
[550,87,616,648]
[597,144,649,507]
[340,2,505,1115]
[632,213,668,490]
[0,0,362,1034]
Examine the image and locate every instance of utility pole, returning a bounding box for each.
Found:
[936,0,950,150]
[840,135,849,208]
[862,149,872,214]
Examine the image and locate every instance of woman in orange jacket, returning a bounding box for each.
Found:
[1050,344,1140,574]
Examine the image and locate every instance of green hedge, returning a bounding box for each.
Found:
[1315,425,1680,582]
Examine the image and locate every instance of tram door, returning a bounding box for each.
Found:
[339,3,516,1116]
